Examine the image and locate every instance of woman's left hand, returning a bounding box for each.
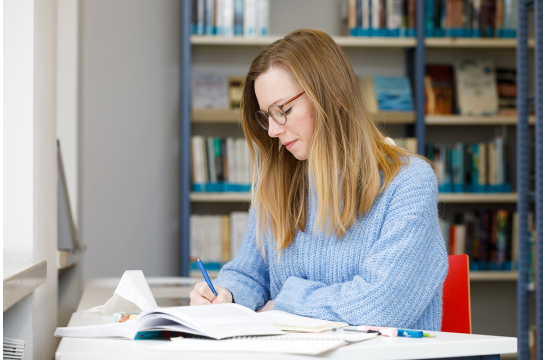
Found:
[256,300,275,312]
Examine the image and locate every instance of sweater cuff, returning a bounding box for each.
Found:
[274,276,315,313]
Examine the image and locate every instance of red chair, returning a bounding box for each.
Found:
[441,254,472,333]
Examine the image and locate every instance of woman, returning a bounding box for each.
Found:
[190,28,448,331]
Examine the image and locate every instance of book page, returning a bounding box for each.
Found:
[143,304,283,339]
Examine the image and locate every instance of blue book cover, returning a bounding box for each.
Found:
[373,77,414,111]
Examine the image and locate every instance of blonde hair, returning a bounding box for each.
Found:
[240,29,429,256]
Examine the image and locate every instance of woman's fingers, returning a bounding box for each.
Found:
[190,283,233,306]
[196,282,217,302]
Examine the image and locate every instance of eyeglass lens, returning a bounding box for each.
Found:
[254,105,285,130]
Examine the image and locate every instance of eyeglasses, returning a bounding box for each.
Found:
[254,91,305,130]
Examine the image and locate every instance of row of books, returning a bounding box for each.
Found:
[189,212,249,270]
[424,0,516,38]
[346,0,515,38]
[427,137,511,193]
[441,210,534,271]
[191,136,252,192]
[426,61,516,116]
[191,0,269,37]
[193,62,514,117]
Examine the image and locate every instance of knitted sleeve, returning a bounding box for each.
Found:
[273,160,448,328]
[213,208,271,310]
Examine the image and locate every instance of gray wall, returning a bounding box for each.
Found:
[80,0,181,280]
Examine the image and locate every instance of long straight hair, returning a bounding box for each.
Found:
[240,29,429,256]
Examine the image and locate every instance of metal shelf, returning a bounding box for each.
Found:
[437,193,518,203]
[191,35,416,48]
[192,36,535,49]
[426,38,535,48]
[190,192,519,203]
[426,115,536,126]
[192,109,414,124]
[469,271,518,281]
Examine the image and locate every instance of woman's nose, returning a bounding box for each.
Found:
[267,117,284,138]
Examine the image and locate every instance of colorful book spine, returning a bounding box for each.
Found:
[234,0,244,35]
[256,0,269,36]
[243,0,257,37]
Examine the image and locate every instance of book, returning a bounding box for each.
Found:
[222,0,234,37]
[55,303,284,340]
[496,68,517,115]
[256,0,269,36]
[454,59,498,115]
[243,0,257,37]
[230,211,249,259]
[425,65,455,115]
[373,77,414,111]
[191,73,228,109]
[234,0,243,35]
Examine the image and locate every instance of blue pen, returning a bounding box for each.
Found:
[397,329,424,338]
[197,259,218,297]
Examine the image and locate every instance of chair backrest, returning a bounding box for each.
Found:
[441,254,472,333]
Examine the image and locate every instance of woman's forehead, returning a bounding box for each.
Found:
[255,67,302,108]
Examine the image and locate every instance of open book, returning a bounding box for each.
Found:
[55,304,284,340]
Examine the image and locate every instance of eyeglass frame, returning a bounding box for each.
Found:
[254,91,306,130]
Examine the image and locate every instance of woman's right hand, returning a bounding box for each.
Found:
[189,282,233,306]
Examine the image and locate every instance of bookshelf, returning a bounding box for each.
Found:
[189,192,520,204]
[180,1,542,350]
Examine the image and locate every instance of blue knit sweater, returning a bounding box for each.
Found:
[214,156,448,331]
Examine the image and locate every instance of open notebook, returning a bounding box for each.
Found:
[55,304,284,340]
[151,332,378,355]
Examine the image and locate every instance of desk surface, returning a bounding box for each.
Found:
[55,277,517,360]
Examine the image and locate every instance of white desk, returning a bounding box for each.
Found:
[55,277,517,360]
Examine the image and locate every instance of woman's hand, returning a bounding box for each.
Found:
[189,282,233,306]
[256,300,275,312]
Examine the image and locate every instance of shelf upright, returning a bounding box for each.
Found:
[180,0,192,277]
[534,0,543,357]
[415,0,426,155]
[516,0,533,357]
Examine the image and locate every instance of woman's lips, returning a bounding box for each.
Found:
[284,140,297,149]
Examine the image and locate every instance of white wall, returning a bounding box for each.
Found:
[57,0,79,222]
[3,0,59,359]
[80,0,181,280]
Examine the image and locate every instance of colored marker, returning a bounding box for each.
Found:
[397,329,423,338]
[118,314,131,323]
